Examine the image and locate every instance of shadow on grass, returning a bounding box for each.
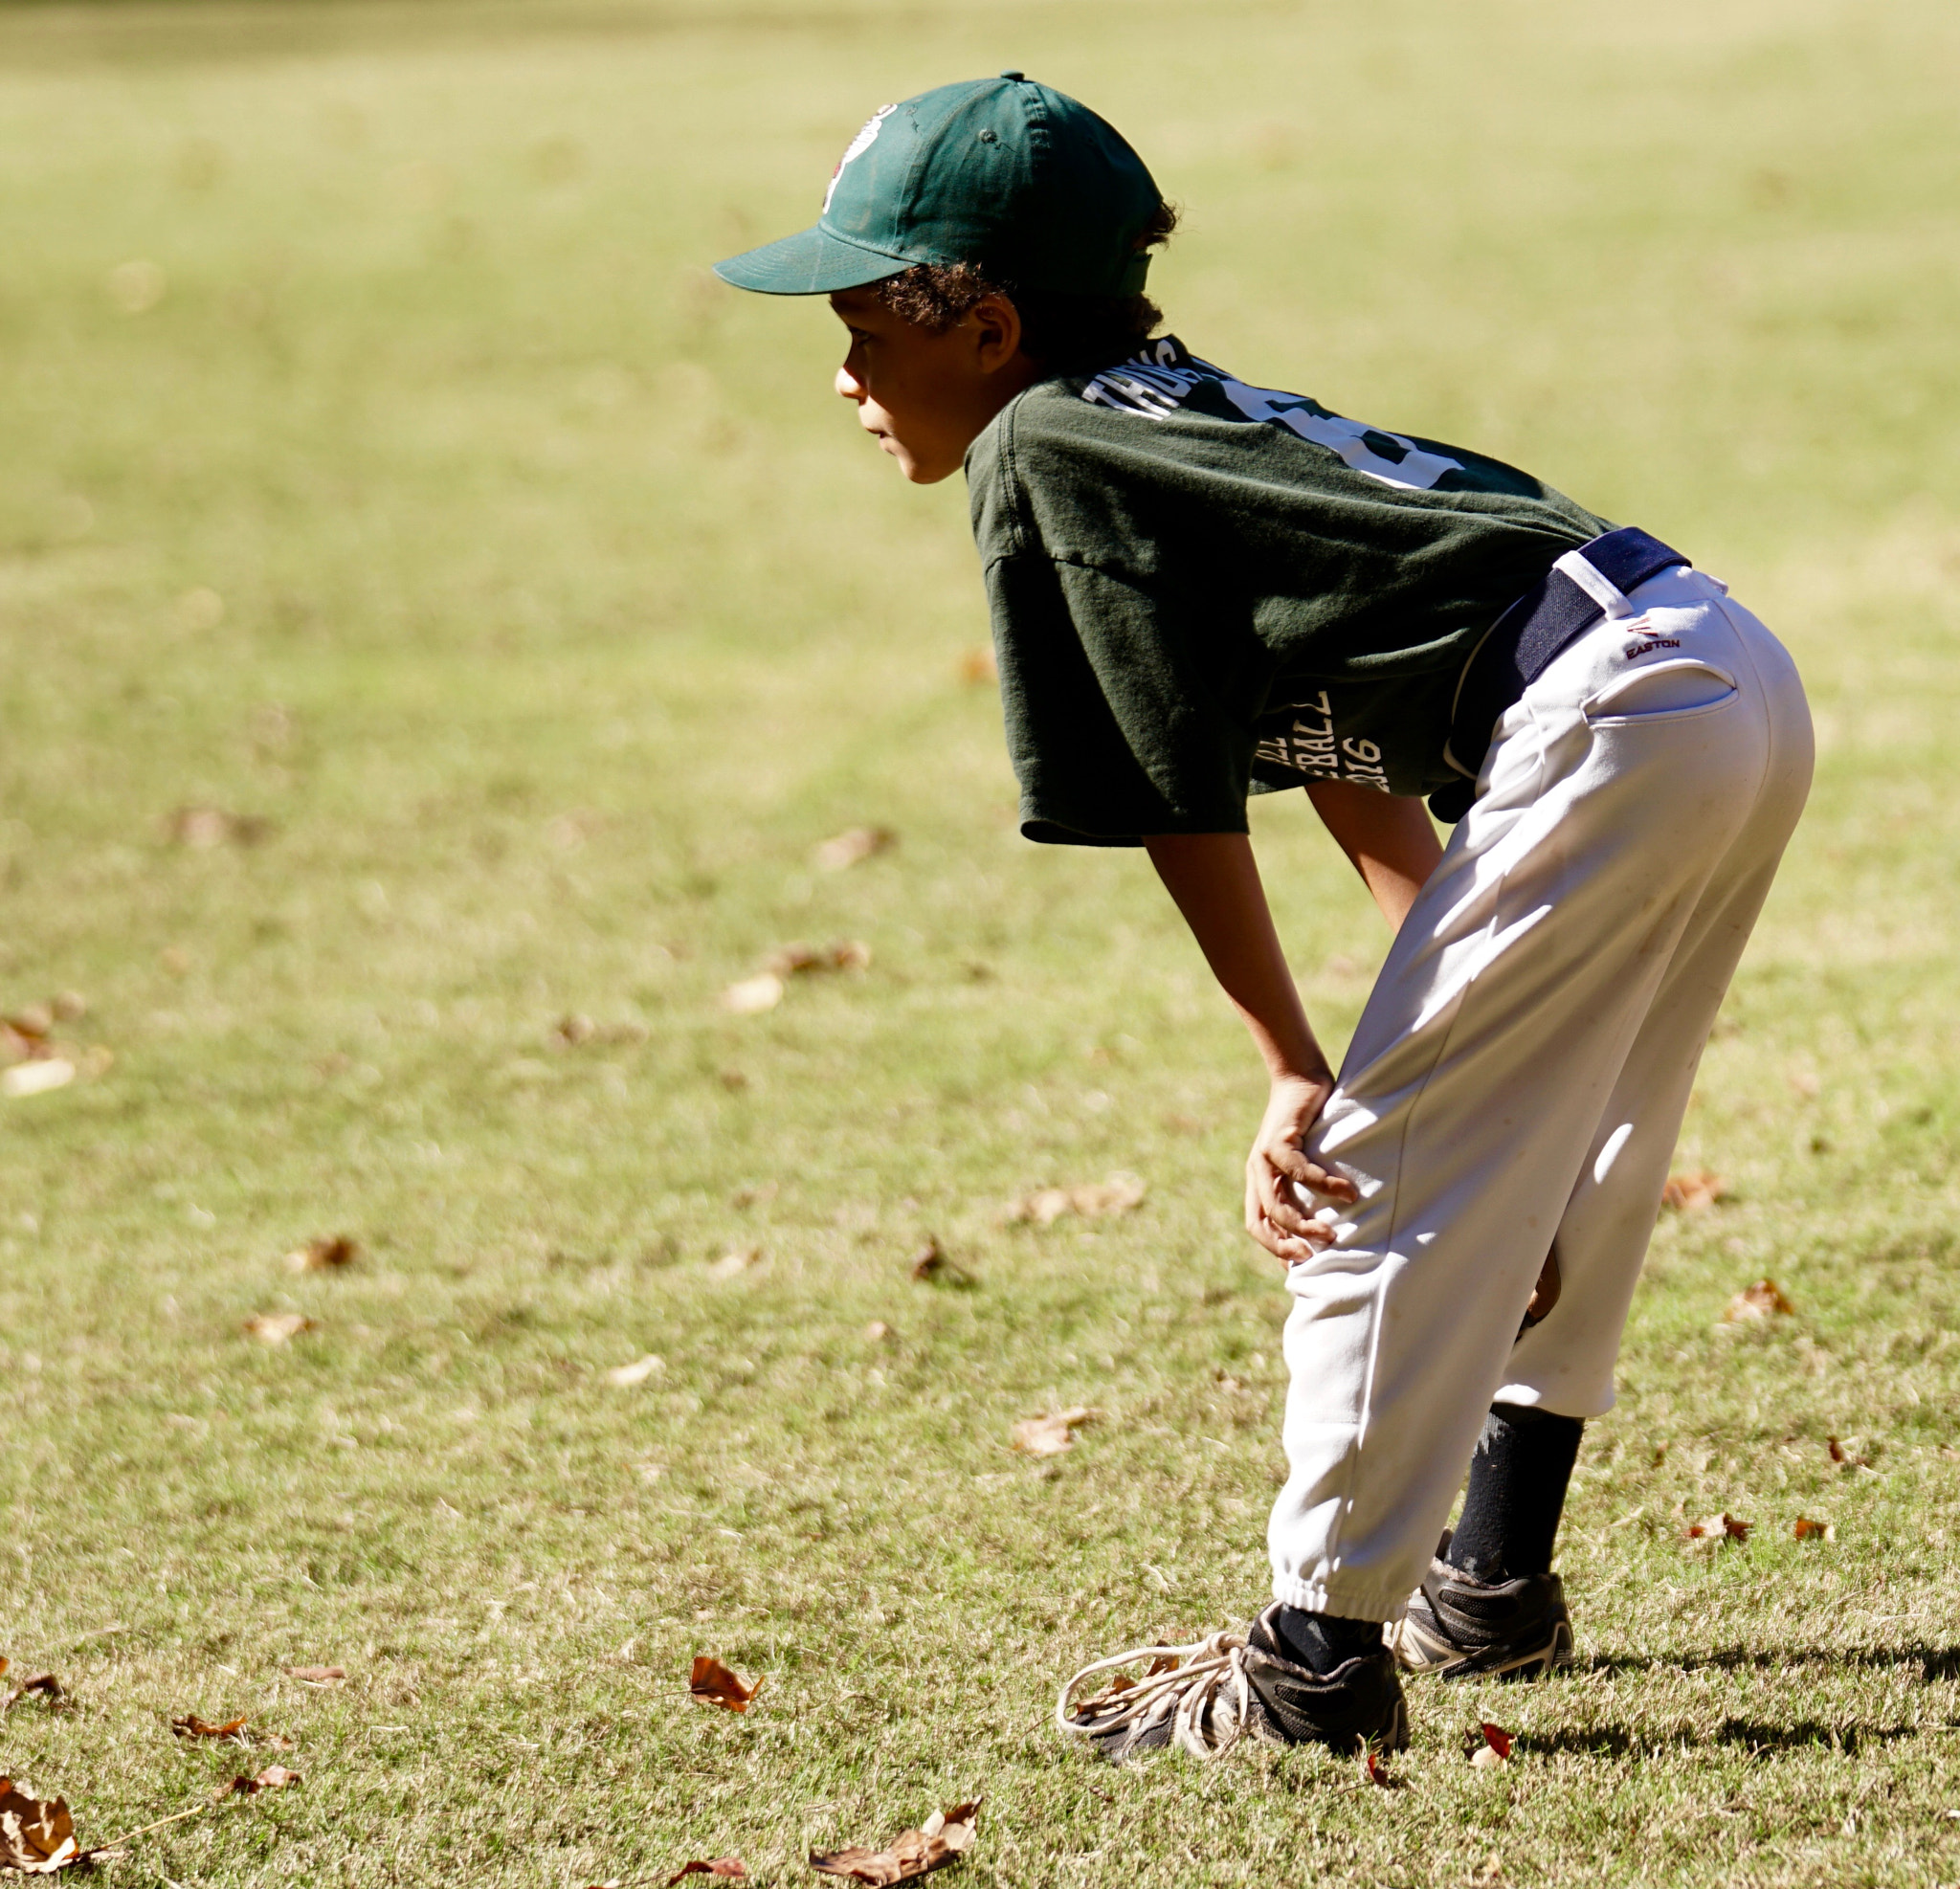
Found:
[1526,1718,1930,1758]
[1581,1643,1960,1682]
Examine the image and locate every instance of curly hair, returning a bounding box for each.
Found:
[869,199,1179,373]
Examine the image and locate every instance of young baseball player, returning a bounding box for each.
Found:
[715,76,1812,1759]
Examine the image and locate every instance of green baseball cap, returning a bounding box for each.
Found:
[714,74,1162,299]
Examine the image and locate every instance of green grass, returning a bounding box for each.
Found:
[2,0,1959,1880]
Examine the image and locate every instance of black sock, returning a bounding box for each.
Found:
[1263,1605,1382,1675]
[1444,1401,1583,1583]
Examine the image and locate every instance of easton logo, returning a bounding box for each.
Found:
[1623,636,1682,657]
[824,104,897,211]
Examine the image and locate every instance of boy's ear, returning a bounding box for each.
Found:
[969,291,1028,369]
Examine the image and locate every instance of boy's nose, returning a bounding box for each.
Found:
[835,365,864,401]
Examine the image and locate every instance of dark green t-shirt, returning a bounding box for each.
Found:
[964,337,1611,844]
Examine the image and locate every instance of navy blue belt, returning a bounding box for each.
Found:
[1429,524,1689,823]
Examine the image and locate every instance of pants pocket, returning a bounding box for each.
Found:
[1583,659,1738,722]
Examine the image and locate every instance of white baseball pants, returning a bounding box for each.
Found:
[1268,565,1813,1620]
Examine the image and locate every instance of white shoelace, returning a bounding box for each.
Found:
[1055,1630,1257,1761]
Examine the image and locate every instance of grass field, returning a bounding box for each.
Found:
[3,0,1959,1881]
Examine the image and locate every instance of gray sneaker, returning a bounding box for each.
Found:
[1389,1541,1574,1681]
[1058,1604,1410,1764]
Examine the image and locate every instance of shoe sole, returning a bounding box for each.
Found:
[1099,1692,1413,1763]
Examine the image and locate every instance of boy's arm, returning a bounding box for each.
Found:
[1143,832,1361,1263]
[1304,779,1445,935]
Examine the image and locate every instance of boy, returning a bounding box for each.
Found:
[715,76,1811,1759]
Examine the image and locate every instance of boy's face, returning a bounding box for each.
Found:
[829,286,1042,484]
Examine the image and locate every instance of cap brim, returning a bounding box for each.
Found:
[712,223,911,296]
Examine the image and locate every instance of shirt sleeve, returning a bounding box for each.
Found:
[986,552,1258,847]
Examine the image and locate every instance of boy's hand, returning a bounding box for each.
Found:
[1246,1074,1359,1263]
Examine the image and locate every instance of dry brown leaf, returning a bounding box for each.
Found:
[665,1860,748,1884]
[719,973,784,1015]
[0,1778,78,1875]
[687,1656,760,1713]
[606,1354,665,1387]
[955,647,997,685]
[284,1235,359,1274]
[1660,1169,1725,1212]
[243,1313,316,1345]
[814,827,896,872]
[864,1322,892,1342]
[1360,1747,1392,1787]
[707,1247,762,1280]
[167,806,272,850]
[1827,1435,1873,1469]
[551,1012,596,1047]
[1684,1512,1751,1544]
[811,1799,981,1884]
[1,1675,60,1715]
[1793,1516,1837,1543]
[1004,1174,1146,1227]
[283,1665,345,1686]
[1011,1407,1100,1458]
[908,1240,970,1285]
[170,1714,248,1742]
[217,1765,300,1799]
[763,940,873,978]
[1723,1278,1793,1322]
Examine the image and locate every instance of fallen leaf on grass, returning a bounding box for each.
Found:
[908,1240,971,1285]
[707,1247,762,1280]
[811,1800,981,1884]
[0,1778,78,1874]
[1,1675,60,1714]
[1359,1747,1392,1787]
[1793,1516,1837,1543]
[688,1656,760,1713]
[720,974,784,1015]
[216,1766,300,1799]
[1723,1278,1793,1322]
[1660,1169,1725,1212]
[1467,1722,1513,1767]
[606,1354,666,1387]
[1684,1513,1751,1544]
[763,940,873,978]
[1003,1174,1146,1227]
[864,1322,893,1342]
[1011,1407,1100,1458]
[2,1060,75,1100]
[814,827,896,872]
[170,1714,248,1742]
[167,806,272,849]
[284,1235,358,1273]
[1827,1435,1873,1469]
[665,1859,747,1883]
[283,1666,345,1686]
[243,1313,316,1345]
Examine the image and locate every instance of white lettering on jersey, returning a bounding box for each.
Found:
[1253,691,1393,792]
[1082,349,1464,493]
